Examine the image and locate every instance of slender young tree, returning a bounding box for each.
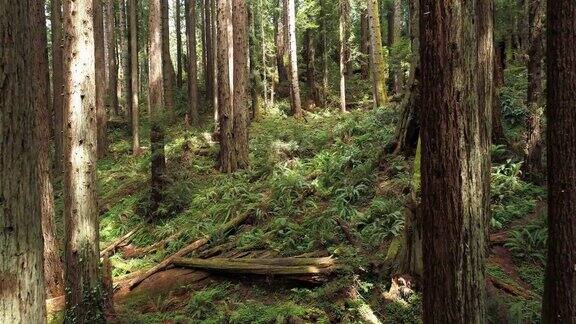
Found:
[522,0,545,181]
[303,30,320,108]
[284,0,302,117]
[176,0,184,88]
[105,0,120,116]
[51,0,65,172]
[359,9,369,79]
[391,0,404,93]
[186,0,200,124]
[542,1,576,321]
[62,0,103,320]
[150,0,167,215]
[420,0,493,322]
[274,0,288,87]
[339,0,349,112]
[1,1,46,321]
[367,0,388,107]
[232,0,250,168]
[161,0,176,119]
[95,0,108,158]
[129,0,141,155]
[33,0,65,298]
[120,0,131,115]
[204,0,214,103]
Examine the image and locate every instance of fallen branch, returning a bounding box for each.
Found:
[488,275,532,299]
[100,222,146,257]
[172,256,336,279]
[121,230,184,258]
[128,211,252,290]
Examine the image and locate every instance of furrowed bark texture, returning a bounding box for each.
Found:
[186,0,200,124]
[542,1,576,322]
[420,0,492,322]
[367,0,388,107]
[0,1,46,322]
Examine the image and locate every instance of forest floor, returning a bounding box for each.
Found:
[49,69,546,323]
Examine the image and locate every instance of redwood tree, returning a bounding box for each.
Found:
[1,1,46,321]
[186,0,200,124]
[542,1,576,321]
[367,0,388,107]
[420,0,493,322]
[284,0,302,117]
[62,0,103,320]
[129,0,141,155]
[95,0,108,158]
[51,0,65,172]
[232,0,250,169]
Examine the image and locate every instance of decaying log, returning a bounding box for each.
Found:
[100,222,146,257]
[128,211,252,289]
[488,275,532,299]
[172,256,336,280]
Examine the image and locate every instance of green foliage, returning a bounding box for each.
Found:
[508,297,542,324]
[505,218,548,266]
[518,264,545,295]
[383,293,423,324]
[184,284,230,322]
[229,301,328,324]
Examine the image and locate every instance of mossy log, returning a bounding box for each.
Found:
[128,211,252,289]
[172,256,336,277]
[121,229,184,258]
[100,221,146,257]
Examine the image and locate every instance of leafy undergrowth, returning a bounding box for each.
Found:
[93,92,545,322]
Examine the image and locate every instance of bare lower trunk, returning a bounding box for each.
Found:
[284,0,302,117]
[32,0,65,298]
[105,0,119,117]
[275,0,288,88]
[232,0,250,169]
[176,0,183,88]
[186,0,199,124]
[542,1,576,321]
[367,0,388,107]
[63,0,103,321]
[359,9,369,79]
[492,41,506,144]
[149,0,167,217]
[95,0,108,158]
[162,0,175,119]
[420,0,492,322]
[51,0,65,173]
[339,0,349,112]
[129,0,141,155]
[0,2,46,321]
[303,30,320,108]
[120,0,130,118]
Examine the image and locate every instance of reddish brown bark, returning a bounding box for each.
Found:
[186,0,199,124]
[232,0,250,169]
[542,1,576,321]
[51,0,65,172]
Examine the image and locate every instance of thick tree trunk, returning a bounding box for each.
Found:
[95,1,108,159]
[0,1,46,321]
[391,0,404,94]
[129,0,141,155]
[303,30,320,108]
[393,0,420,155]
[204,0,214,105]
[62,0,103,321]
[217,0,236,172]
[149,0,167,216]
[105,0,120,117]
[542,1,576,321]
[32,0,65,299]
[119,0,130,117]
[51,0,65,173]
[420,0,492,322]
[176,0,183,88]
[522,0,545,181]
[274,0,288,88]
[367,0,388,108]
[232,0,250,169]
[162,0,176,120]
[339,0,349,112]
[186,0,199,124]
[284,0,302,117]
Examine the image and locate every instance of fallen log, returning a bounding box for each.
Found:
[128,211,252,290]
[100,222,146,257]
[172,256,336,277]
[121,229,184,258]
[488,275,532,299]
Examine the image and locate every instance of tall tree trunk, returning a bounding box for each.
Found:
[176,0,183,88]
[105,0,120,117]
[95,0,108,159]
[1,1,46,321]
[393,0,420,155]
[359,9,369,79]
[543,1,576,321]
[492,41,507,144]
[391,0,404,94]
[233,0,250,169]
[522,0,545,181]
[303,30,320,108]
[200,0,207,98]
[33,0,65,299]
[319,0,329,104]
[162,0,176,120]
[339,0,349,112]
[149,0,167,216]
[186,0,199,124]
[274,0,288,88]
[204,0,214,104]
[63,0,103,321]
[284,0,302,117]
[119,0,130,117]
[51,0,65,173]
[420,0,492,322]
[129,0,141,155]
[217,0,236,172]
[211,0,219,123]
[367,0,388,108]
